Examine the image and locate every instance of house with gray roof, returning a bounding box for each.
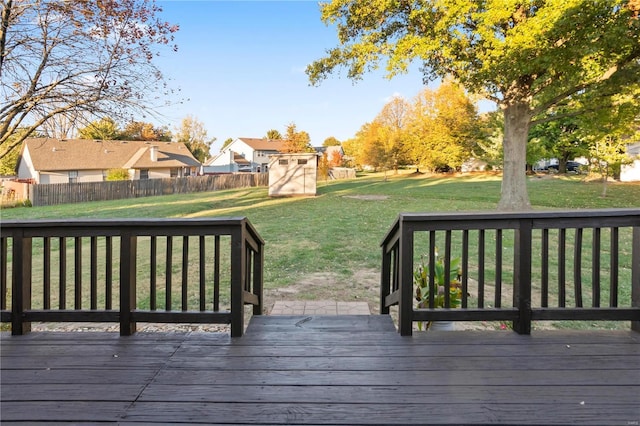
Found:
[17,138,201,184]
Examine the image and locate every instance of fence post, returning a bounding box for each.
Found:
[119,231,137,336]
[632,226,640,332]
[230,226,245,337]
[399,219,414,336]
[513,219,532,334]
[11,230,32,335]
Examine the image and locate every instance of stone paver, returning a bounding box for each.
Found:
[270,300,370,315]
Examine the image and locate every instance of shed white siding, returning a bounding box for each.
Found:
[268,153,318,196]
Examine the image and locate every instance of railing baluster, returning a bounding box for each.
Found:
[214,235,220,311]
[428,231,436,309]
[444,230,452,308]
[150,236,157,311]
[541,229,549,308]
[574,228,583,308]
[632,226,640,332]
[495,229,502,308]
[182,236,188,311]
[0,236,7,311]
[105,236,112,310]
[558,229,566,308]
[610,227,619,307]
[166,236,172,311]
[199,235,205,312]
[75,237,82,309]
[90,237,97,310]
[59,237,66,309]
[462,230,469,308]
[43,237,51,310]
[592,228,601,308]
[478,229,485,308]
[253,238,264,316]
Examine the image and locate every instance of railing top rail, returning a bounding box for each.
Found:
[1,217,249,228]
[381,208,640,246]
[1,217,265,244]
[397,208,640,222]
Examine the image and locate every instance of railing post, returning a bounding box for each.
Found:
[230,226,245,337]
[11,230,32,335]
[513,219,532,334]
[399,219,414,336]
[380,243,391,315]
[632,226,640,332]
[119,231,137,336]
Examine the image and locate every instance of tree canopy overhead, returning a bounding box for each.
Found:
[0,0,179,159]
[307,0,640,210]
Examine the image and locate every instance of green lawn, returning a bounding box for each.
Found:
[2,171,639,330]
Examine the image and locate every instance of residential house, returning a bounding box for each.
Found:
[204,138,287,174]
[17,138,201,184]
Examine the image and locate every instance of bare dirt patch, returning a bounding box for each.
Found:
[266,268,380,314]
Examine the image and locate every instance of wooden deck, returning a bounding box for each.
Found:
[1,315,639,425]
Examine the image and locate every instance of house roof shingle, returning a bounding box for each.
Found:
[22,138,201,171]
[237,137,287,152]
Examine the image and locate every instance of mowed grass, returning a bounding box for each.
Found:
[2,171,639,329]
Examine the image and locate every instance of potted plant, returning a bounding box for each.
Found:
[414,251,462,331]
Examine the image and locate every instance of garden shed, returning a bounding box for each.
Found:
[268,153,318,196]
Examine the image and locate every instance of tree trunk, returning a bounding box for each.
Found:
[498,102,533,211]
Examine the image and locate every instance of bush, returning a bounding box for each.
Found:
[106,168,130,181]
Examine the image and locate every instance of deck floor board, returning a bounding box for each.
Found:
[1,315,639,425]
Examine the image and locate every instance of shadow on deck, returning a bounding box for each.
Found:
[2,315,639,425]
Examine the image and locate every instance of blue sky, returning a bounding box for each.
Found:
[154,1,476,154]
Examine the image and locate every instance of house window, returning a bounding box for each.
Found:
[170,168,178,178]
[102,170,108,181]
[297,159,308,165]
[140,169,149,180]
[279,159,288,165]
[68,170,78,183]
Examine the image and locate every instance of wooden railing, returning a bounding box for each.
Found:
[380,209,640,335]
[0,217,264,337]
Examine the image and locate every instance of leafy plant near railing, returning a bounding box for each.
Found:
[414,251,463,330]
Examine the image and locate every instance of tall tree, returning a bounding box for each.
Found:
[283,122,314,153]
[374,96,411,172]
[120,121,171,141]
[174,115,215,162]
[528,115,589,173]
[0,0,179,160]
[265,129,283,140]
[78,117,121,141]
[307,0,640,210]
[323,136,341,147]
[406,82,479,172]
[220,137,234,151]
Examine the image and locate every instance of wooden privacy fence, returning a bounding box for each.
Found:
[0,217,264,337]
[380,208,640,335]
[29,173,268,206]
